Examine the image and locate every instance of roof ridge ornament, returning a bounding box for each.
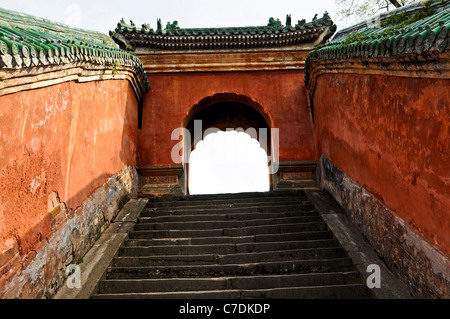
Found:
[142,23,151,32]
[111,12,337,51]
[296,19,306,27]
[157,19,163,33]
[286,14,292,27]
[268,17,284,31]
[166,21,180,33]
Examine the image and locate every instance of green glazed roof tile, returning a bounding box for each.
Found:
[305,0,450,86]
[0,6,150,94]
[111,13,337,51]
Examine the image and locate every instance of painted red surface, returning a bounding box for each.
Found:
[2,65,447,298]
[0,80,138,257]
[313,73,450,255]
[138,70,317,167]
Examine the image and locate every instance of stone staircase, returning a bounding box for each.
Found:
[91,190,373,299]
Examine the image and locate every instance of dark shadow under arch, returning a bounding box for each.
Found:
[184,93,272,129]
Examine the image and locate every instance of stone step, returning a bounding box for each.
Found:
[138,210,316,223]
[113,247,347,267]
[141,204,315,217]
[97,272,363,294]
[147,199,309,210]
[122,238,338,253]
[145,192,308,207]
[93,284,371,299]
[139,190,263,200]
[134,216,323,231]
[92,189,373,299]
[106,257,355,279]
[127,222,327,239]
[125,231,334,246]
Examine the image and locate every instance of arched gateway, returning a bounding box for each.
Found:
[1,3,448,299]
[183,94,274,194]
[112,14,337,195]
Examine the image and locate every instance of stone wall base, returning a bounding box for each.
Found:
[0,165,138,299]
[317,155,449,298]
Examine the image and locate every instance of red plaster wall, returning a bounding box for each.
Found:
[0,80,138,257]
[313,73,450,255]
[139,70,316,167]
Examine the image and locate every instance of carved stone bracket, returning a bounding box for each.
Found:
[137,165,185,197]
[273,161,319,191]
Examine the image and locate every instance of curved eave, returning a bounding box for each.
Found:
[0,7,150,100]
[0,37,150,100]
[113,27,336,51]
[111,14,337,52]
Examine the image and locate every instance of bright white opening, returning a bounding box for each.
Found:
[188,130,271,195]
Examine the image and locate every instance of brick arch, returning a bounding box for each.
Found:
[183,93,273,155]
[183,93,273,129]
[183,93,276,192]
[137,70,316,195]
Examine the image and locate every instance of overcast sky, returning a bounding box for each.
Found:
[0,0,340,34]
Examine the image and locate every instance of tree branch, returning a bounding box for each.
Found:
[388,0,403,8]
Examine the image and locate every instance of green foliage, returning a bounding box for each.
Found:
[383,0,435,29]
[342,0,437,45]
[344,31,371,45]
[111,44,133,76]
[268,17,284,30]
[112,59,120,76]
[103,32,116,46]
[335,0,416,28]
[165,21,180,33]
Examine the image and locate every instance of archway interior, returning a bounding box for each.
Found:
[185,101,272,195]
[189,130,271,195]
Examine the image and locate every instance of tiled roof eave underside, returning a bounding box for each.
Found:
[112,14,337,50]
[116,28,331,50]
